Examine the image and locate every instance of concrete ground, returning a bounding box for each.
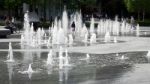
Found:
[70,26,150,54]
[68,36,150,54]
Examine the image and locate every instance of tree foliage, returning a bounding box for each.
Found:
[2,0,150,20]
[80,0,97,7]
[4,0,22,9]
[124,0,150,20]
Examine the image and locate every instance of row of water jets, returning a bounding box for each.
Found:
[5,42,90,80]
[6,42,150,71]
[21,9,140,47]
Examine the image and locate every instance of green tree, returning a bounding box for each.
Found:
[124,0,150,21]
[4,0,22,16]
[79,0,97,14]
[140,0,150,21]
[66,0,79,11]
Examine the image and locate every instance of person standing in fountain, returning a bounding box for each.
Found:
[71,21,75,38]
[71,21,75,31]
[130,16,136,30]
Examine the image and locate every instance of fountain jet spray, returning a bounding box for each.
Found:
[6,42,14,62]
[47,50,53,65]
[64,49,69,66]
[59,47,64,69]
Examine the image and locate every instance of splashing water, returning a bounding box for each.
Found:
[18,64,35,79]
[83,33,89,43]
[47,50,53,65]
[57,28,66,44]
[68,34,74,45]
[64,49,70,67]
[59,47,64,69]
[113,37,117,43]
[104,32,111,43]
[6,42,14,62]
[147,50,150,57]
[90,16,95,34]
[136,24,140,37]
[90,33,97,44]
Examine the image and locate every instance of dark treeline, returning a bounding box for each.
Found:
[0,0,150,21]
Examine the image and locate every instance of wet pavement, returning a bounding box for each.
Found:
[0,51,150,84]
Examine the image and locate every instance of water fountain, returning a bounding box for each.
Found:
[64,49,70,67]
[57,28,66,44]
[89,16,95,34]
[59,47,64,69]
[47,65,53,75]
[136,24,140,37]
[59,69,63,82]
[97,17,135,37]
[116,53,119,56]
[1,7,149,84]
[120,55,125,60]
[18,64,35,79]
[21,35,24,44]
[7,63,14,81]
[47,37,52,47]
[146,51,150,62]
[90,33,97,44]
[120,20,126,35]
[47,50,53,65]
[81,24,88,38]
[52,24,58,44]
[22,48,34,64]
[36,28,42,46]
[27,64,34,73]
[117,55,128,60]
[64,67,69,81]
[62,7,68,35]
[86,54,90,60]
[113,37,117,43]
[74,11,83,36]
[86,54,90,63]
[80,54,90,61]
[59,62,70,82]
[113,16,120,36]
[104,32,111,43]
[21,9,136,48]
[21,11,52,47]
[97,21,102,35]
[147,50,150,57]
[21,11,31,45]
[68,34,74,45]
[20,8,136,48]
[6,42,14,62]
[65,37,68,45]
